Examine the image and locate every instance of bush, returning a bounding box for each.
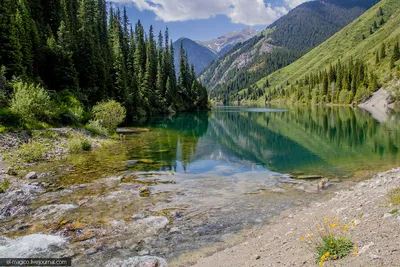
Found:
[13,140,48,162]
[0,108,22,127]
[81,139,91,151]
[54,90,86,125]
[0,91,8,108]
[85,120,108,136]
[92,100,126,131]
[10,82,53,123]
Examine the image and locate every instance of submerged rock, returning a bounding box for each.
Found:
[139,159,155,164]
[107,256,167,267]
[126,160,138,167]
[295,175,322,180]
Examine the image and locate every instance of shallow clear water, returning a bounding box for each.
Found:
[2,106,400,265]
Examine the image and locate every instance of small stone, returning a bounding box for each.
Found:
[383,213,394,219]
[169,227,181,234]
[137,250,150,256]
[84,248,98,255]
[359,242,374,255]
[25,172,37,179]
[6,167,17,176]
[271,188,286,194]
[169,210,182,218]
[369,253,382,260]
[255,255,261,260]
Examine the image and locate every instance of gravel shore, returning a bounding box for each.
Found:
[182,168,400,267]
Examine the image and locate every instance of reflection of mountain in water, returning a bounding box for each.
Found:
[146,106,400,175]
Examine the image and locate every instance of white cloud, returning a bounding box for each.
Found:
[110,0,303,26]
[284,0,309,9]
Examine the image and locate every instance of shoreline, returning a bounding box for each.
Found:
[171,167,400,267]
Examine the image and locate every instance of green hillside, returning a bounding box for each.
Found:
[241,0,400,105]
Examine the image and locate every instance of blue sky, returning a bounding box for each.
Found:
[110,0,309,41]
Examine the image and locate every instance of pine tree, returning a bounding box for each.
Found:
[380,43,386,59]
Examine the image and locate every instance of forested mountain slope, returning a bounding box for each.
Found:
[241,0,400,105]
[0,0,208,127]
[172,38,217,75]
[201,0,378,103]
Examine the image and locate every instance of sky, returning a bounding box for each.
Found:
[109,0,309,42]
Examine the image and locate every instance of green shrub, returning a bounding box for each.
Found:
[0,91,8,108]
[54,90,86,125]
[81,139,91,151]
[14,140,48,162]
[0,179,10,193]
[0,108,21,127]
[92,100,126,131]
[10,82,53,123]
[85,119,108,136]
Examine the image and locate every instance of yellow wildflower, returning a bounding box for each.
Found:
[325,252,330,257]
[319,262,325,266]
[321,255,326,261]
[309,233,313,237]
[354,246,358,251]
[353,252,359,257]
[325,217,329,222]
[317,225,322,230]
[301,237,306,241]
[334,217,339,221]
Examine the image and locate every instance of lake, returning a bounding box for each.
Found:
[2,106,400,265]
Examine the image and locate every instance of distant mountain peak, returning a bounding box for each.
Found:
[196,28,258,55]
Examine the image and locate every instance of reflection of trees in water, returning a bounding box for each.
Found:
[144,112,209,171]
[208,106,400,172]
[136,107,400,173]
[208,109,323,171]
[283,106,400,156]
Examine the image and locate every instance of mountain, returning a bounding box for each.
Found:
[200,0,378,102]
[197,28,258,57]
[172,38,217,75]
[173,29,258,75]
[241,0,400,105]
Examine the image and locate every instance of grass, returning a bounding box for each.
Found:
[67,133,92,154]
[388,187,400,205]
[10,140,48,163]
[244,0,400,103]
[0,179,10,193]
